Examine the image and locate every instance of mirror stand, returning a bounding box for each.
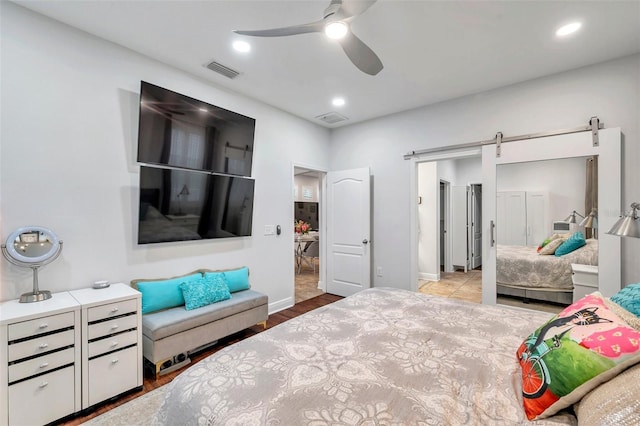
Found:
[1,227,63,303]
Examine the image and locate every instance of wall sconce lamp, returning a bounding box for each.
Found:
[564,210,584,224]
[579,208,598,229]
[607,202,640,238]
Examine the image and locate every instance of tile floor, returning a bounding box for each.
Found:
[295,257,324,303]
[418,270,564,314]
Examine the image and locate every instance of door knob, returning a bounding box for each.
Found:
[362,239,369,244]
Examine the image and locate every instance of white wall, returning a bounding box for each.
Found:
[0,3,331,308]
[293,175,320,202]
[330,54,640,289]
[417,162,437,279]
[455,157,482,185]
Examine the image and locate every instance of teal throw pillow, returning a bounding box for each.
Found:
[180,274,231,311]
[205,267,250,293]
[611,283,640,317]
[555,231,586,256]
[136,273,201,314]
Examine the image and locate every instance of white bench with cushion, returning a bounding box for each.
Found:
[131,267,268,377]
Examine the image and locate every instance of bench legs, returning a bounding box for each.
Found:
[257,320,267,329]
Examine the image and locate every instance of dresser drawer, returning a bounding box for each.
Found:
[88,329,138,358]
[88,346,138,406]
[8,311,74,341]
[8,328,75,362]
[87,314,137,340]
[8,365,76,426]
[88,298,137,322]
[9,346,75,383]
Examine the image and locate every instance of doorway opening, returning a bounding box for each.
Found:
[294,166,325,303]
[412,151,483,303]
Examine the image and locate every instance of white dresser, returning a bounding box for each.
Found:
[1,284,142,425]
[571,264,599,303]
[70,284,143,409]
[0,292,81,426]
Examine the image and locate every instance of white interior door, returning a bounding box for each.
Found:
[326,168,371,297]
[470,185,482,269]
[451,186,468,271]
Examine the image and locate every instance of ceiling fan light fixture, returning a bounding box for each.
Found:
[232,40,251,53]
[325,21,348,39]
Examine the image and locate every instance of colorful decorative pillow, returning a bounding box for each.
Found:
[539,237,566,255]
[516,292,640,420]
[610,283,640,317]
[555,231,586,256]
[204,266,250,293]
[135,272,201,314]
[537,233,565,252]
[180,274,231,311]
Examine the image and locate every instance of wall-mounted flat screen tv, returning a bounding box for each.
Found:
[138,166,254,244]
[137,81,256,177]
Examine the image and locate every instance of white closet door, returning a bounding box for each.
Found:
[525,191,549,247]
[497,191,526,245]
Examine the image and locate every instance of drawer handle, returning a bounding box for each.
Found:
[111,359,119,364]
[110,341,119,347]
[110,325,119,330]
[39,343,49,349]
[39,362,49,369]
[39,381,49,388]
[111,307,119,313]
[38,323,49,329]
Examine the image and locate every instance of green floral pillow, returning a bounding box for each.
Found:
[516,292,640,420]
[180,274,231,311]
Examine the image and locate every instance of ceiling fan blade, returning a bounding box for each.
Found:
[337,0,378,19]
[338,31,383,75]
[234,20,325,37]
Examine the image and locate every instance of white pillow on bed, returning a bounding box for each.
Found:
[538,236,567,255]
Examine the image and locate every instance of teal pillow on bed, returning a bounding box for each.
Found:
[555,231,586,256]
[180,274,231,311]
[204,267,250,293]
[136,273,201,314]
[611,283,640,317]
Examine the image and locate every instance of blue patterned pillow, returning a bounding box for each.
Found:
[555,231,586,256]
[180,274,231,311]
[611,283,640,317]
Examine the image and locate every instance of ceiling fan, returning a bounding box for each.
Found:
[233,0,383,76]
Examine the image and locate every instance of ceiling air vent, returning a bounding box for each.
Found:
[206,61,240,79]
[315,112,348,124]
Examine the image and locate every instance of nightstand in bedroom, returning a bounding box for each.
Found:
[0,292,81,426]
[69,284,143,409]
[571,264,599,302]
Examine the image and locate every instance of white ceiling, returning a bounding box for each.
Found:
[14,0,640,128]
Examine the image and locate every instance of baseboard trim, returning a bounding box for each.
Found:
[419,272,440,281]
[269,297,294,314]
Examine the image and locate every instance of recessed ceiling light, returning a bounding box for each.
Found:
[556,22,582,37]
[332,97,346,107]
[199,108,208,112]
[232,40,251,52]
[325,22,348,40]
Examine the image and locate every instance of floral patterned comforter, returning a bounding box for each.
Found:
[497,239,598,290]
[153,288,577,425]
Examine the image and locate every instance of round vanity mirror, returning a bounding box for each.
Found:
[1,226,63,303]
